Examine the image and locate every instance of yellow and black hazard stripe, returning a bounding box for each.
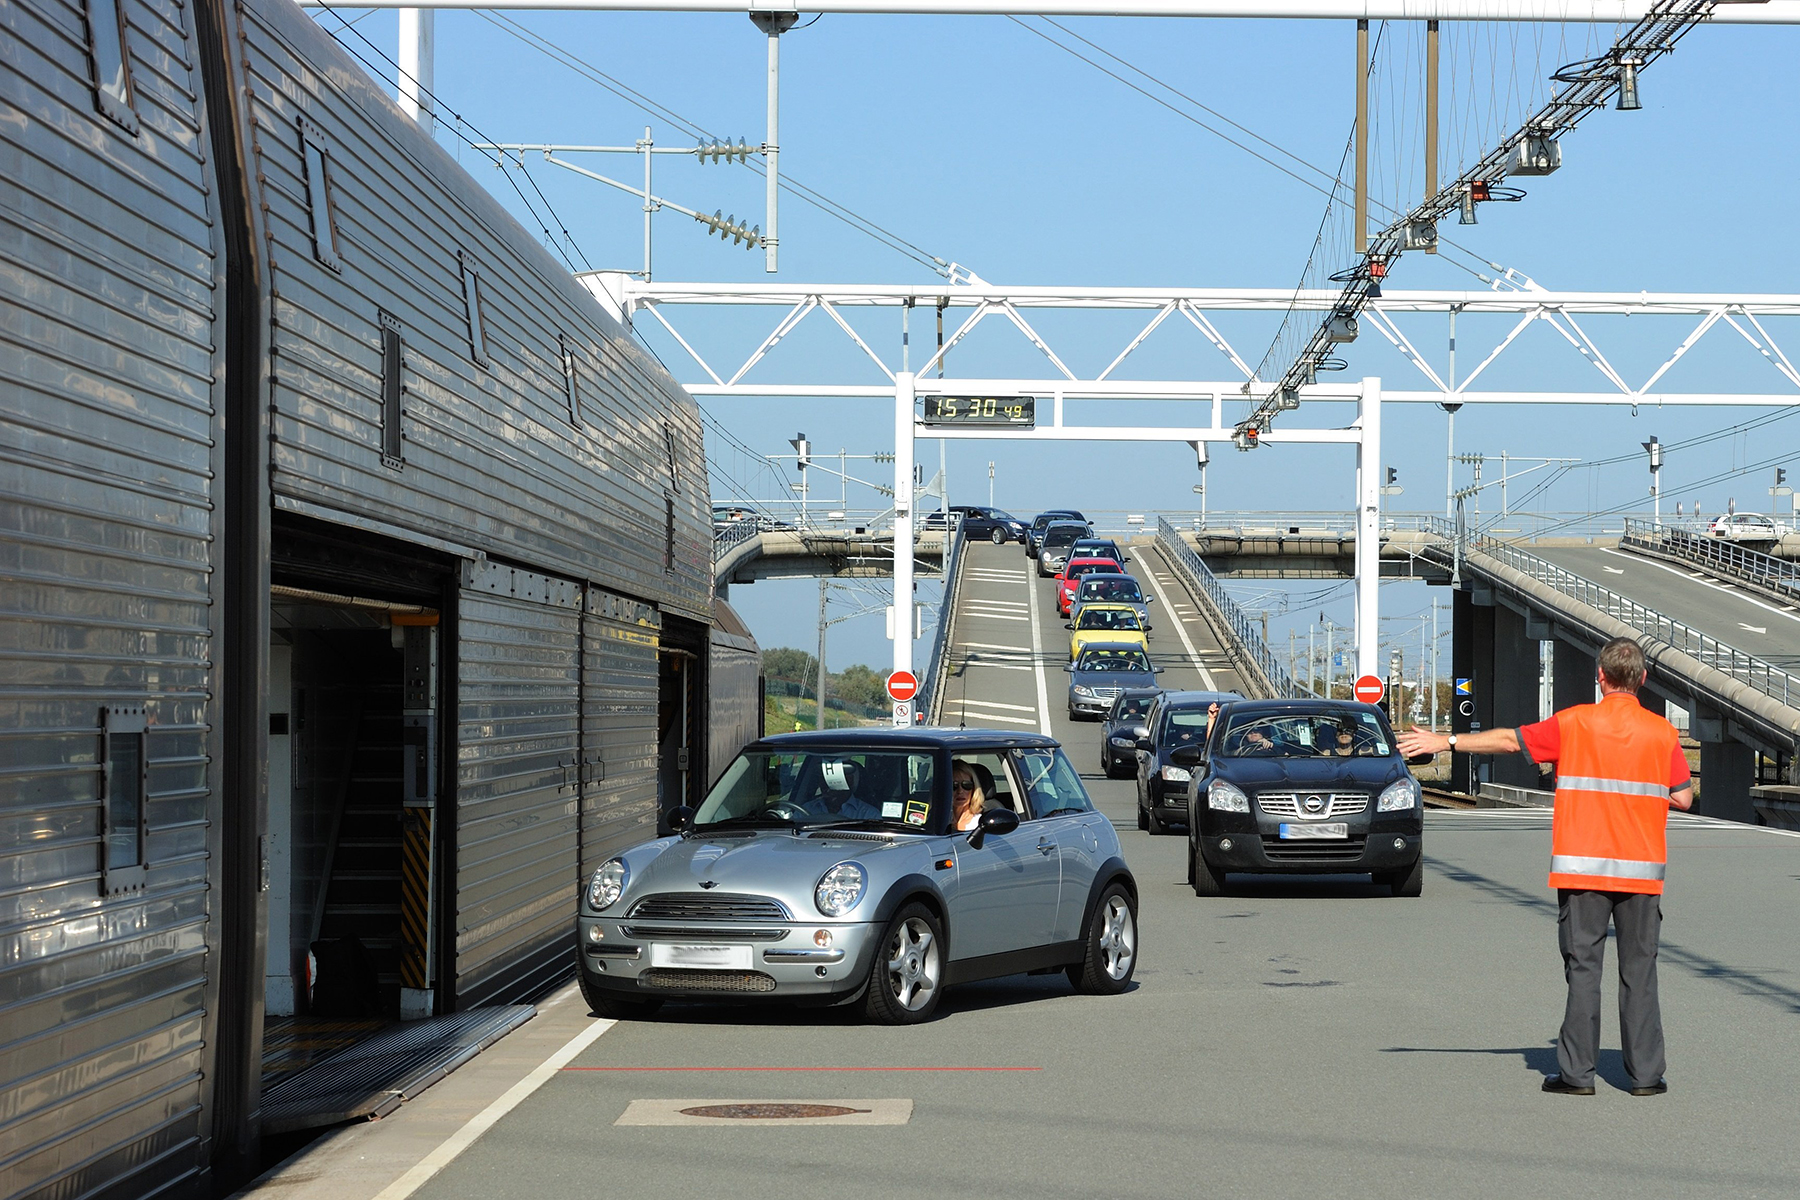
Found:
[399,807,433,991]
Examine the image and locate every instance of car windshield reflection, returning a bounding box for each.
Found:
[1216,711,1392,758]
[694,751,941,830]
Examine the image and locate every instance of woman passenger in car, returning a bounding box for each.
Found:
[950,760,999,830]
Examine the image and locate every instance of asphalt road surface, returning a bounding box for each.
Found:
[387,542,1800,1200]
[1531,544,1800,673]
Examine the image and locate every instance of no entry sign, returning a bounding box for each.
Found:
[1353,675,1385,704]
[887,670,919,702]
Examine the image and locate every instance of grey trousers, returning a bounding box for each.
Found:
[1556,889,1665,1089]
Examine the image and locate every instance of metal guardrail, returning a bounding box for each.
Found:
[712,517,760,561]
[1155,517,1310,700]
[1424,517,1800,710]
[1621,519,1800,598]
[916,514,966,724]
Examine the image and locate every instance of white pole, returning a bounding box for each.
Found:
[892,372,916,724]
[1324,620,1334,700]
[754,16,795,272]
[397,8,435,133]
[1430,600,1440,730]
[640,126,653,280]
[1355,376,1382,683]
[988,460,995,506]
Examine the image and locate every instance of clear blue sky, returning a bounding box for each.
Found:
[316,9,1798,674]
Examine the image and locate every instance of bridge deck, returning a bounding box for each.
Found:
[246,544,1800,1200]
[1535,543,1800,674]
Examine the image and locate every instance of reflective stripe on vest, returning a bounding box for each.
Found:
[1548,854,1666,882]
[1556,775,1670,799]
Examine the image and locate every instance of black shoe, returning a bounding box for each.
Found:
[1541,1075,1595,1095]
[1629,1079,1668,1096]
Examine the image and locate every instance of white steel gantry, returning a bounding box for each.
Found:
[325,0,1800,19]
[595,278,1800,707]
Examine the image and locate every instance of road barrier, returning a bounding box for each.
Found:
[917,514,967,724]
[1425,518,1800,711]
[1620,519,1800,603]
[1155,517,1309,700]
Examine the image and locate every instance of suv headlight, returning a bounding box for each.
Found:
[1160,765,1191,783]
[1378,778,1420,812]
[587,858,628,910]
[1207,779,1249,812]
[815,861,866,917]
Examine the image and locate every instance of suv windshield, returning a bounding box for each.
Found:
[696,750,940,829]
[1217,711,1392,758]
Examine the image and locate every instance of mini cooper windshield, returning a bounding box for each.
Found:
[695,750,941,830]
[1217,710,1391,758]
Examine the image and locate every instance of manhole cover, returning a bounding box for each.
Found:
[678,1103,871,1120]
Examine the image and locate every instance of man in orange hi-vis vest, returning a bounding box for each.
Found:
[1398,637,1694,1097]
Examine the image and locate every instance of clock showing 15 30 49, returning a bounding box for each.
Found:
[919,396,1037,428]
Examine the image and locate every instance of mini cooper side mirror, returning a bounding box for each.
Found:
[1169,744,1204,767]
[667,805,695,831]
[967,806,1020,850]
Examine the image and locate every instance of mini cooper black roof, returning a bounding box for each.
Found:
[754,728,1060,752]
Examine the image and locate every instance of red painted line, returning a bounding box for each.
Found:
[560,1065,1041,1072]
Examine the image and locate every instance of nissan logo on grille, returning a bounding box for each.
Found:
[1302,794,1326,814]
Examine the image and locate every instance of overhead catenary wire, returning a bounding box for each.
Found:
[311,3,593,271]
[474,10,955,277]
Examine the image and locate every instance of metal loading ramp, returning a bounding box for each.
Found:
[261,1005,536,1133]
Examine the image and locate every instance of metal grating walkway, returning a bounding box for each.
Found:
[261,1004,536,1133]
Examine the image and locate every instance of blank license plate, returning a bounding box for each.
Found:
[1279,822,1348,840]
[649,943,752,969]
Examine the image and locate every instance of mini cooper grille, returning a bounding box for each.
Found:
[641,968,778,993]
[619,926,788,942]
[627,894,791,922]
[1257,792,1370,819]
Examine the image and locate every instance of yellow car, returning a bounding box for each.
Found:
[1068,604,1149,659]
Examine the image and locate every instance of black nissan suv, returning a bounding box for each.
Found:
[1179,699,1429,898]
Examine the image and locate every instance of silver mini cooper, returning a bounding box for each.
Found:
[577,729,1138,1024]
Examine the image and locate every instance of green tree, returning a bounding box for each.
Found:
[762,647,817,684]
[831,663,887,710]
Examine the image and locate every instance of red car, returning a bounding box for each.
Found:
[1057,557,1121,616]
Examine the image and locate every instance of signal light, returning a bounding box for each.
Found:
[1617,57,1642,111]
[1459,185,1478,225]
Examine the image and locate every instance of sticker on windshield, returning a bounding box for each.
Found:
[882,801,904,819]
[904,799,930,826]
[822,761,851,791]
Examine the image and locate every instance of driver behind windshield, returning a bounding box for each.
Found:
[797,759,885,820]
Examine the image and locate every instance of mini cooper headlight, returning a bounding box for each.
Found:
[1207,779,1250,812]
[587,858,628,910]
[1378,778,1420,812]
[1160,765,1191,783]
[815,861,866,917]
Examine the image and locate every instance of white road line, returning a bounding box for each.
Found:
[1025,566,1052,736]
[1598,547,1800,625]
[967,612,1029,622]
[1142,550,1217,689]
[963,661,1034,672]
[958,640,1031,651]
[955,698,1037,712]
[371,1012,617,1200]
[966,600,1028,609]
[946,710,1039,726]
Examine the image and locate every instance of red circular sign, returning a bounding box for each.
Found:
[886,670,919,702]
[1353,675,1385,704]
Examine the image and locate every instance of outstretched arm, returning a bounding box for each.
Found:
[1396,726,1522,757]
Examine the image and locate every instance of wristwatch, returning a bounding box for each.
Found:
[1447,733,1458,750]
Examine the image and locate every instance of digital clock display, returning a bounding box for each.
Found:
[920,396,1036,427]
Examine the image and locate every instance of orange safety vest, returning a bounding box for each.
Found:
[1547,694,1683,895]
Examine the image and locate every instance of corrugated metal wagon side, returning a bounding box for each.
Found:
[0,0,223,1193]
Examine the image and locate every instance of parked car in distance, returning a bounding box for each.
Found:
[923,505,1028,544]
[576,728,1139,1025]
[1068,604,1149,660]
[1708,512,1780,542]
[1038,521,1095,576]
[1026,510,1087,557]
[1065,643,1161,719]
[1182,699,1429,897]
[1135,690,1237,834]
[1101,688,1161,779]
[1069,538,1128,569]
[1056,556,1123,615]
[1069,573,1153,631]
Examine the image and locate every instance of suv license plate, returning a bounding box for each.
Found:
[1279,822,1348,840]
[649,944,752,969]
